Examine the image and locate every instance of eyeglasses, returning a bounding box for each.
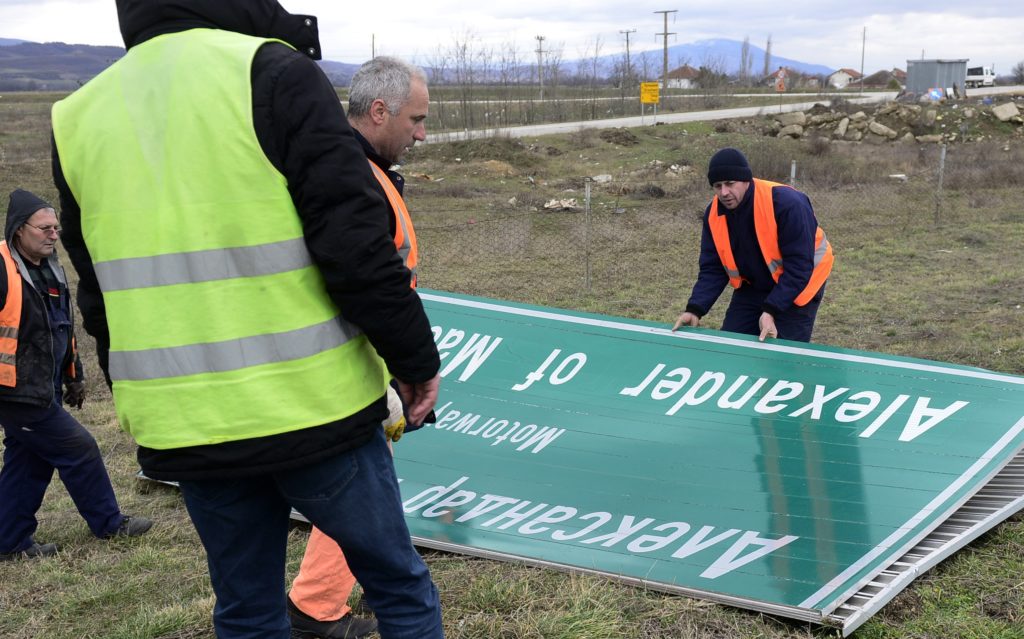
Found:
[25,222,63,235]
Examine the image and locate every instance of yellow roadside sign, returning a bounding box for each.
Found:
[640,82,660,104]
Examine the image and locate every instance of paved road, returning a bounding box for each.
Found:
[426,85,1023,142]
[427,93,898,142]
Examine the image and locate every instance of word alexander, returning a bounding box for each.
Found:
[402,475,797,580]
[621,363,968,442]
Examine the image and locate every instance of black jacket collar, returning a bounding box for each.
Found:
[116,0,321,59]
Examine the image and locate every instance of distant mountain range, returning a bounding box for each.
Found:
[634,38,835,77]
[0,36,833,91]
[0,39,125,90]
[0,38,364,90]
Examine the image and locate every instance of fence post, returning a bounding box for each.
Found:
[584,177,592,291]
[934,144,947,223]
[585,177,593,292]
[789,160,797,185]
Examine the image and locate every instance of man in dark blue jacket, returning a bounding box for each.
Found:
[0,189,151,562]
[672,148,833,342]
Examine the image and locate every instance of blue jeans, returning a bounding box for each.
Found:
[0,399,124,552]
[179,428,443,639]
[721,283,825,343]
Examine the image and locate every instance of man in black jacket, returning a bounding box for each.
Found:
[0,189,151,562]
[287,56,431,639]
[52,2,443,638]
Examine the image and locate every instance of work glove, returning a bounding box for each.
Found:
[64,380,86,409]
[382,384,408,442]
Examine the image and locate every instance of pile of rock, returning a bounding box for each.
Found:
[765,98,1023,144]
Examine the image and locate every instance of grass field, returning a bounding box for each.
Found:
[1,90,1023,639]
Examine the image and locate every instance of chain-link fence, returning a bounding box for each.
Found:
[411,142,1012,319]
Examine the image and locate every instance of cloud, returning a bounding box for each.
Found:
[2,1,1022,74]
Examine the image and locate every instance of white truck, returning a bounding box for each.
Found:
[966,65,995,88]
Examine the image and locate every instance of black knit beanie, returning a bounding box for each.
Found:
[6,188,53,241]
[707,148,753,186]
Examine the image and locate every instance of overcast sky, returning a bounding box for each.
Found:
[2,1,1021,74]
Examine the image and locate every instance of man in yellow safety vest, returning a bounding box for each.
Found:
[51,2,444,637]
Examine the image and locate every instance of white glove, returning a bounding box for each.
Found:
[382,384,408,442]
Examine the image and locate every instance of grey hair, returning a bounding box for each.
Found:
[347,56,427,118]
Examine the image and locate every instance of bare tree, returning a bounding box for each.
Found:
[424,44,451,131]
[585,36,605,118]
[698,53,729,108]
[474,40,497,130]
[739,36,752,85]
[638,50,656,82]
[449,30,482,130]
[544,42,565,99]
[614,53,636,92]
[762,34,773,79]
[496,40,523,127]
[1013,60,1024,84]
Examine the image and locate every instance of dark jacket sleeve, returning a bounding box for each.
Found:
[53,135,112,386]
[685,203,730,317]
[761,186,818,316]
[253,44,439,383]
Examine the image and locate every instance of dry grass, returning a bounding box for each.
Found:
[2,91,1024,638]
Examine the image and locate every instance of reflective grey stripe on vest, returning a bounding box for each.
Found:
[0,351,15,366]
[813,233,830,266]
[724,266,741,279]
[396,220,413,270]
[395,220,418,281]
[767,232,828,276]
[94,237,313,292]
[109,315,362,382]
[0,326,18,339]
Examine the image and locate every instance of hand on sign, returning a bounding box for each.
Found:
[672,311,700,331]
[758,312,778,341]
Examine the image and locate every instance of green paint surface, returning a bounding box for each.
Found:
[394,290,1024,615]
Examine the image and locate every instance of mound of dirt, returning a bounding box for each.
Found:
[472,160,519,177]
[599,128,640,146]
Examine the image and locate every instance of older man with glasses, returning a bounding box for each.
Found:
[0,188,152,562]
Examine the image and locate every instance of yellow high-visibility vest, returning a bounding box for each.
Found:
[52,28,388,449]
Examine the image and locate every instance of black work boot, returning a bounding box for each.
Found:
[0,541,59,562]
[105,515,154,538]
[288,597,378,639]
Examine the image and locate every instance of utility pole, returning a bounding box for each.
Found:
[371,34,376,59]
[535,35,546,100]
[654,10,677,94]
[859,26,866,97]
[620,28,636,88]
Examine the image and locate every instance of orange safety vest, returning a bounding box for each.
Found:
[368,161,419,288]
[708,178,833,307]
[0,241,78,387]
[0,242,23,387]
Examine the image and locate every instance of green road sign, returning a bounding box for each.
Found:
[394,290,1024,632]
